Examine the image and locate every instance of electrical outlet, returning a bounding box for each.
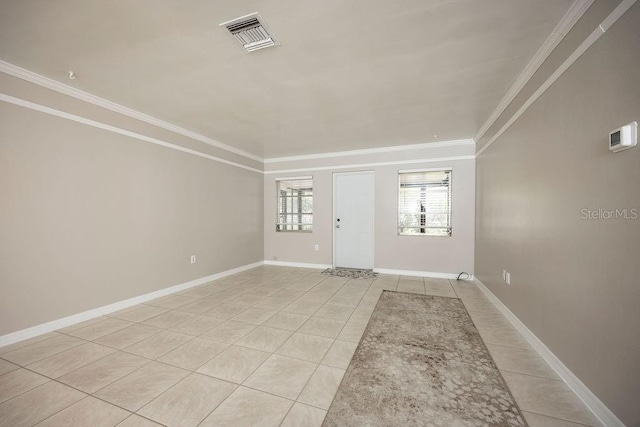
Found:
[314,244,319,251]
[190,255,196,264]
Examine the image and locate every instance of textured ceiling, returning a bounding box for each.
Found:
[0,0,574,158]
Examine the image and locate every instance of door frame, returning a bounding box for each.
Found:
[332,170,375,269]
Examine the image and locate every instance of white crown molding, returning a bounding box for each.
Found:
[263,260,332,269]
[373,268,473,280]
[0,60,476,166]
[0,261,264,348]
[476,0,636,157]
[599,0,637,31]
[474,0,594,145]
[0,93,263,174]
[264,155,476,175]
[474,278,624,427]
[264,139,475,164]
[0,60,264,163]
[1,91,475,175]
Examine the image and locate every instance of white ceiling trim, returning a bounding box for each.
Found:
[476,0,637,159]
[264,139,475,164]
[264,155,476,175]
[473,0,594,146]
[0,60,264,163]
[0,90,477,176]
[0,92,263,174]
[0,60,477,165]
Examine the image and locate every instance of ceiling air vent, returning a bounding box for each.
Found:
[220,13,280,53]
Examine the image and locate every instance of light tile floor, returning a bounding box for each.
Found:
[0,266,601,427]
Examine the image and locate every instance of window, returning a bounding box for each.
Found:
[277,177,313,232]
[398,169,452,236]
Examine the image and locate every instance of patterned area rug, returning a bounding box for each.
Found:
[321,268,379,279]
[323,291,527,426]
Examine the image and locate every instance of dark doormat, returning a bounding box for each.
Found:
[321,268,379,280]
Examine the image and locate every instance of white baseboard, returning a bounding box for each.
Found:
[374,268,474,280]
[263,262,472,281]
[262,261,473,280]
[263,260,332,269]
[474,278,624,427]
[0,261,264,349]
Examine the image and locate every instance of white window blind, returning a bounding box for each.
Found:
[398,170,452,236]
[277,177,313,232]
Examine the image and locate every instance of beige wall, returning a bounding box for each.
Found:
[475,0,623,151]
[474,4,640,425]
[264,147,475,275]
[0,82,264,336]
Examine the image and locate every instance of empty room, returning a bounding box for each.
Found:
[0,1,638,426]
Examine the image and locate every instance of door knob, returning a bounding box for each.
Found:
[336,224,340,228]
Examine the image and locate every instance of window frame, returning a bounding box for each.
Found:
[276,176,313,233]
[397,168,452,237]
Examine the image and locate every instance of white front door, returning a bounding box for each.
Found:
[334,171,375,269]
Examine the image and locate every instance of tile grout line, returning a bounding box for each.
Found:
[190,273,371,425]
[277,362,322,426]
[0,373,54,406]
[0,339,88,368]
[139,370,239,427]
[3,267,520,426]
[2,364,152,426]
